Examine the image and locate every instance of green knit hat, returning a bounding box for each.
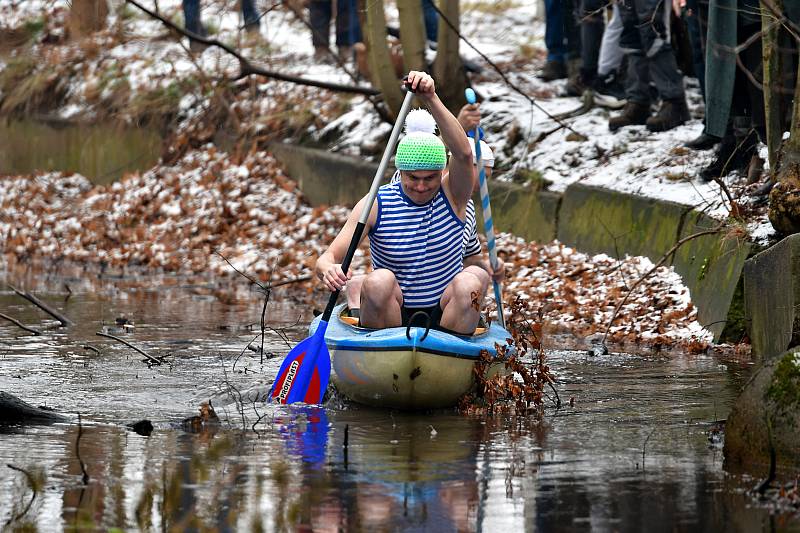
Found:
[395,109,447,171]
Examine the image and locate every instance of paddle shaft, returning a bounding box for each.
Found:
[320,90,415,323]
[465,89,505,328]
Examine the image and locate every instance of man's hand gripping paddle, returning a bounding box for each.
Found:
[269,90,416,405]
[465,88,505,328]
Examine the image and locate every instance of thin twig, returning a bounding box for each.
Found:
[125,0,379,96]
[5,464,37,525]
[0,313,43,336]
[601,226,724,347]
[96,331,162,365]
[76,413,89,485]
[8,284,74,327]
[642,427,657,470]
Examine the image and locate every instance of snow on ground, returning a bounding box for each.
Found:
[2,0,759,348]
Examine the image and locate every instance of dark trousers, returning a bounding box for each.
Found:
[619,0,686,102]
[579,0,607,77]
[422,0,438,42]
[309,0,362,48]
[544,0,580,63]
[182,0,259,36]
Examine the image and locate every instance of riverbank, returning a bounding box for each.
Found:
[2,146,717,353]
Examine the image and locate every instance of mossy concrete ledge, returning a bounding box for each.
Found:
[743,233,800,360]
[724,349,800,474]
[268,142,386,207]
[557,184,750,340]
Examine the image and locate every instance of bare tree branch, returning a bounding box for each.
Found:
[125,0,379,96]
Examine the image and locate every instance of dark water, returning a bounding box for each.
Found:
[0,265,797,532]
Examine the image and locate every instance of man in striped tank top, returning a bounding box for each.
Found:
[315,71,503,335]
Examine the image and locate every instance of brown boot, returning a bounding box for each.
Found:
[646,99,690,132]
[608,102,650,132]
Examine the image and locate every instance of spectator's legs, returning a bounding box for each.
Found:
[182,0,203,36]
[579,0,605,80]
[608,0,651,130]
[310,0,332,61]
[541,0,568,80]
[627,0,689,131]
[597,3,623,77]
[335,0,362,62]
[544,0,566,63]
[564,0,581,65]
[567,0,606,95]
[241,0,260,32]
[421,0,438,42]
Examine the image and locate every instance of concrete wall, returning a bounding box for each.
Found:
[269,144,750,341]
[743,234,800,360]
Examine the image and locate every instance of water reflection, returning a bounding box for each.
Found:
[0,267,798,531]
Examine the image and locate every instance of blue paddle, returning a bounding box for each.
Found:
[269,90,416,405]
[465,88,505,328]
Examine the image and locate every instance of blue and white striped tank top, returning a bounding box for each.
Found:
[369,181,466,307]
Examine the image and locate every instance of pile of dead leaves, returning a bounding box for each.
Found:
[0,146,360,283]
[459,296,558,414]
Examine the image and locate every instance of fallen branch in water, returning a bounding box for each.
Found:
[5,464,38,526]
[75,413,89,485]
[8,285,74,327]
[95,332,162,365]
[0,313,43,336]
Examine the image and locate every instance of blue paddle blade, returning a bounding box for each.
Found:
[269,321,331,405]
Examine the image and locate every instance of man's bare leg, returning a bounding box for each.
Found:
[359,269,404,328]
[439,266,490,334]
[345,275,365,312]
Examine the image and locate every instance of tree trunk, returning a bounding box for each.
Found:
[362,0,404,118]
[69,0,109,38]
[761,0,784,177]
[767,1,800,234]
[397,0,427,73]
[432,0,467,113]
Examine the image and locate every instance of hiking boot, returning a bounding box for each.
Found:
[313,46,334,64]
[646,99,690,132]
[699,131,757,182]
[608,101,650,132]
[592,71,626,109]
[566,70,592,97]
[338,45,353,63]
[684,131,720,150]
[539,59,567,81]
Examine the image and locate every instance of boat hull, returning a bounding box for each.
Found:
[310,305,510,409]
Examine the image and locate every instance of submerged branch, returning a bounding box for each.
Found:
[5,464,37,525]
[95,331,162,365]
[8,285,74,327]
[0,313,43,336]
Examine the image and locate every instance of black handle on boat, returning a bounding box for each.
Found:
[405,311,432,341]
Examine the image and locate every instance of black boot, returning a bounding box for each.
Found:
[539,60,567,81]
[699,127,757,182]
[566,69,594,97]
[646,99,690,132]
[609,101,650,132]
